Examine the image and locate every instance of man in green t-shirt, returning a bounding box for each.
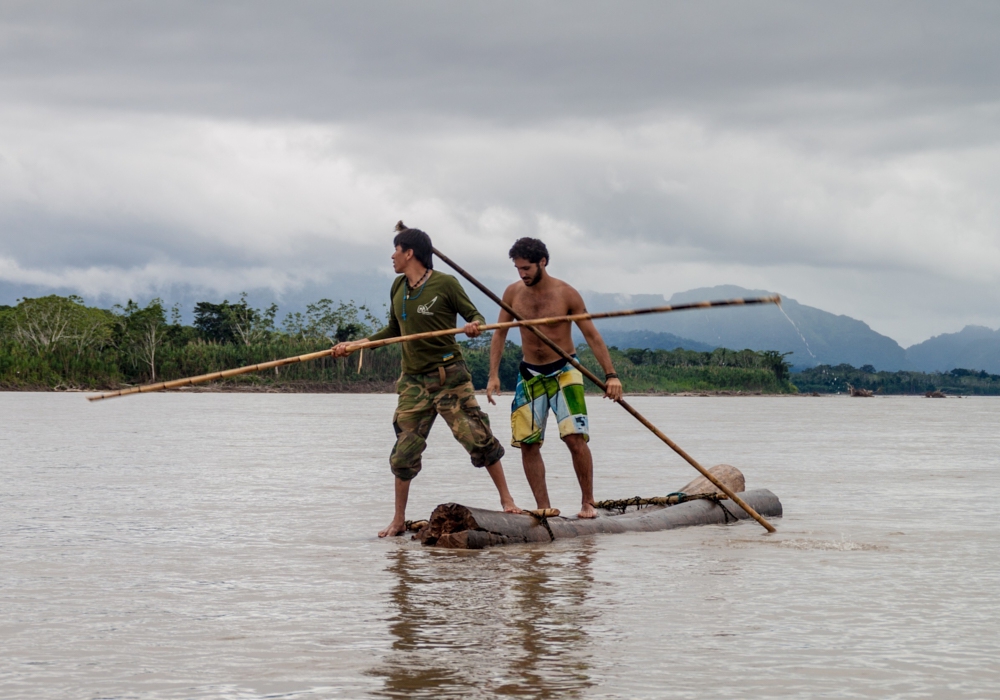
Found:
[333,222,521,537]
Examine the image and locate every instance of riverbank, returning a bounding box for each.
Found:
[3,377,794,396]
[2,379,977,397]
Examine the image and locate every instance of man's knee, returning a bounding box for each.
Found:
[390,430,426,481]
[563,433,590,454]
[447,405,505,467]
[520,442,542,458]
[390,463,421,481]
[469,430,505,468]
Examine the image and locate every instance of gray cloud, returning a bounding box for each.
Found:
[1,1,999,346]
[4,2,999,120]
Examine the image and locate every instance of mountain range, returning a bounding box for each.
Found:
[906,326,1000,373]
[576,285,1000,374]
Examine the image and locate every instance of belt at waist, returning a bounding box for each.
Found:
[404,360,464,385]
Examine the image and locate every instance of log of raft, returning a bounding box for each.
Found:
[413,464,781,549]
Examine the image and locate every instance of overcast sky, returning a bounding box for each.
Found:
[1,1,999,346]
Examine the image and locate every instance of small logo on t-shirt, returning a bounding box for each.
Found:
[418,296,439,315]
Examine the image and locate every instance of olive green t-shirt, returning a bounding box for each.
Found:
[368,271,486,375]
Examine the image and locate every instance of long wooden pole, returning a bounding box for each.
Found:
[431,246,777,534]
[87,295,778,402]
[87,347,339,401]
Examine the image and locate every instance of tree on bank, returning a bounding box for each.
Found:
[281,298,382,343]
[193,294,277,345]
[1,295,114,357]
[113,299,168,382]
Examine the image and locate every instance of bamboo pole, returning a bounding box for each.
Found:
[87,295,778,402]
[431,246,777,534]
[88,347,339,401]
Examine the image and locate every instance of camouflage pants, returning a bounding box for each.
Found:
[390,361,505,481]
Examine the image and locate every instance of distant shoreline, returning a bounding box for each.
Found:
[1,383,975,397]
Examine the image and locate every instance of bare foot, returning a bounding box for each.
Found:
[378,518,407,538]
[502,499,522,514]
[577,503,597,519]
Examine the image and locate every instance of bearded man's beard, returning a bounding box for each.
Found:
[523,268,543,286]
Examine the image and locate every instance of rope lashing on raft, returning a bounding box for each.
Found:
[594,492,729,515]
[526,509,557,541]
[405,520,429,531]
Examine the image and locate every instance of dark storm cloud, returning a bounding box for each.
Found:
[3,1,999,122]
[1,1,999,345]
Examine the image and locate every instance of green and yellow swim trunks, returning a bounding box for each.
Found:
[510,356,589,447]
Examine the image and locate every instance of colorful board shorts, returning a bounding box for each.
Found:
[390,361,505,481]
[510,357,589,447]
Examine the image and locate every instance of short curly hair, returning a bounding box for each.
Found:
[508,238,549,265]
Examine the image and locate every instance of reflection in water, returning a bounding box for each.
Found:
[370,543,597,699]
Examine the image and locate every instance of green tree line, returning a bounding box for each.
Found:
[0,294,398,390]
[0,294,798,393]
[0,294,526,392]
[793,363,1000,395]
[577,346,796,394]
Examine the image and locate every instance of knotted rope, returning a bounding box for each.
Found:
[593,492,729,515]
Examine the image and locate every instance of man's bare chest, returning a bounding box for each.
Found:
[511,290,569,320]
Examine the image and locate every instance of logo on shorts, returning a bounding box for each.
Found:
[418,296,439,315]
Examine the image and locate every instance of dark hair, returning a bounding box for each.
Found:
[508,237,549,265]
[393,220,433,269]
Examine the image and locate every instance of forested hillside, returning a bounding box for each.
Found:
[905,325,1000,374]
[0,295,796,394]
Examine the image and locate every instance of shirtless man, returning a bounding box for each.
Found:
[333,222,520,537]
[486,238,623,519]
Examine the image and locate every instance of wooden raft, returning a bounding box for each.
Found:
[413,465,782,549]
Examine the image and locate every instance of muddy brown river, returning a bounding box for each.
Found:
[2,392,998,698]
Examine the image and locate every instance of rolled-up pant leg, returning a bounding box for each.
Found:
[389,374,437,481]
[433,363,506,468]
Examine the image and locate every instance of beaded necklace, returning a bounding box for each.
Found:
[402,269,431,321]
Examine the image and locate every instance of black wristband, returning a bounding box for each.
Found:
[605,372,619,380]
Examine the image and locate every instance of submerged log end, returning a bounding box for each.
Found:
[419,502,554,547]
[416,503,480,546]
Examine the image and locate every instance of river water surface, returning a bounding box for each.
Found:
[2,392,998,699]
